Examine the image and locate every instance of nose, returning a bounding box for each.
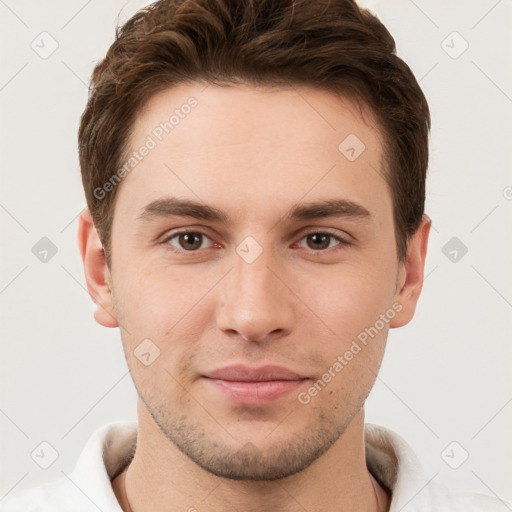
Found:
[216,246,295,343]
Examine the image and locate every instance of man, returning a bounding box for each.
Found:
[0,0,507,510]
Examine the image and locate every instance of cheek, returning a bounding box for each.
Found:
[113,264,212,381]
[289,260,394,393]
[295,261,396,340]
[113,259,207,334]
[120,318,199,406]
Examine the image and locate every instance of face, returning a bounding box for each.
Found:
[84,82,423,480]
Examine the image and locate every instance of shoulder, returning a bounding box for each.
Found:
[419,482,511,512]
[0,476,93,512]
[0,421,136,512]
[363,423,511,511]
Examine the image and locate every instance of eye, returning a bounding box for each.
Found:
[296,231,349,252]
[160,229,350,254]
[163,230,214,252]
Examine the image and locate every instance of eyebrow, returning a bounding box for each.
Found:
[136,196,373,225]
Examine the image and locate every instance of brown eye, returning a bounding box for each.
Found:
[164,231,212,251]
[297,232,347,252]
[306,233,331,250]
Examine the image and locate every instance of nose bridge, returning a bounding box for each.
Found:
[217,238,294,341]
[234,245,278,300]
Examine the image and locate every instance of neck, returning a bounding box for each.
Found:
[113,402,390,512]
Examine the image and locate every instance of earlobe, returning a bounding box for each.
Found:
[390,214,432,328]
[77,208,119,328]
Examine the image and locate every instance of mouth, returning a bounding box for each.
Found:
[201,365,310,405]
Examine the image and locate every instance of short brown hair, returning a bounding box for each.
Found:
[79,0,430,267]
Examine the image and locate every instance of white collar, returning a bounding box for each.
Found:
[2,421,506,511]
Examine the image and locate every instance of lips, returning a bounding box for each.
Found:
[202,365,309,405]
[203,365,306,382]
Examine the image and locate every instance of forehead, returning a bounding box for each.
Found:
[116,82,389,222]
[131,81,382,154]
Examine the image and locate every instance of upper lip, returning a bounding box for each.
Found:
[203,365,306,382]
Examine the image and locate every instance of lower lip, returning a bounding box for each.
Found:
[204,378,307,405]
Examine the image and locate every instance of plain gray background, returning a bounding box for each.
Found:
[1,0,511,505]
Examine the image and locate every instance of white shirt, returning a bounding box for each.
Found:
[0,421,507,511]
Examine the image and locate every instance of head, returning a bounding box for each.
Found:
[78,0,431,480]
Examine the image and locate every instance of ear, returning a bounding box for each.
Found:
[77,208,119,328]
[390,214,432,328]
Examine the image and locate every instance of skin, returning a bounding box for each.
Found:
[78,82,431,512]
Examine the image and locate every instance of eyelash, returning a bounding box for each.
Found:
[160,229,351,255]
